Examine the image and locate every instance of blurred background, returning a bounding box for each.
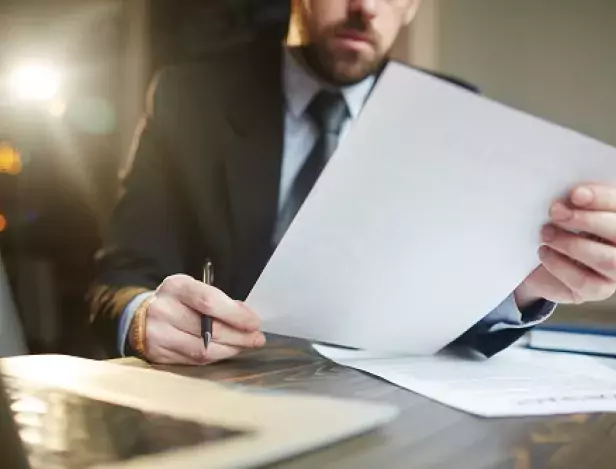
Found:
[0,0,614,358]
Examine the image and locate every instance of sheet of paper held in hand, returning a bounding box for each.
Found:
[246,61,616,355]
[312,344,616,418]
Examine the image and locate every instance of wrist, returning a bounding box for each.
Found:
[129,294,155,357]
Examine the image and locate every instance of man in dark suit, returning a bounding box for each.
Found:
[89,0,616,363]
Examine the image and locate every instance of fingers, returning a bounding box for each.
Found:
[549,203,616,243]
[145,322,206,365]
[538,246,614,303]
[147,294,266,363]
[152,343,242,365]
[146,321,243,365]
[542,224,616,282]
[134,274,266,366]
[213,321,267,348]
[202,342,246,363]
[163,327,244,364]
[570,184,616,212]
[158,275,260,332]
[148,295,267,349]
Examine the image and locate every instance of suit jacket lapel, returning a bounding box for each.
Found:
[222,43,285,296]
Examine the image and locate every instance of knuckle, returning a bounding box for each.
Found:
[160,274,189,294]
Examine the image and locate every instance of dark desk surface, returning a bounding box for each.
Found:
[117,336,616,469]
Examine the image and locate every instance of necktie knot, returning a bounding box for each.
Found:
[306,90,350,135]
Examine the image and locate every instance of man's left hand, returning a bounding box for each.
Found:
[515,184,616,309]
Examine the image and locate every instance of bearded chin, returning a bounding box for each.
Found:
[329,53,382,86]
[303,41,385,87]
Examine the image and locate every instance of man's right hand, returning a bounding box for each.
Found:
[128,275,266,365]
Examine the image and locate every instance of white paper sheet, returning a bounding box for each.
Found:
[313,344,616,418]
[246,62,616,354]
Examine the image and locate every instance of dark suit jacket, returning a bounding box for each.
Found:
[89,41,530,357]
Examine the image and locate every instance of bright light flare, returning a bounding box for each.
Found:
[9,63,61,102]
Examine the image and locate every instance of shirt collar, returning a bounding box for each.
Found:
[283,47,376,120]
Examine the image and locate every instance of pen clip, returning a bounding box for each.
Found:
[204,259,214,286]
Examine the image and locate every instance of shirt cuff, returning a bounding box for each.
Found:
[118,291,155,357]
[480,293,556,333]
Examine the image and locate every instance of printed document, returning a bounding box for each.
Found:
[247,62,616,354]
[313,344,616,418]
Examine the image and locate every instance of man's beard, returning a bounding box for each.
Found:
[302,13,386,86]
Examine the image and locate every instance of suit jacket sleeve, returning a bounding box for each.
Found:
[88,70,195,356]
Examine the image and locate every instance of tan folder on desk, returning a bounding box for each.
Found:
[0,355,397,469]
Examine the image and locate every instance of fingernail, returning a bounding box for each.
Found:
[572,187,594,207]
[538,245,550,259]
[541,225,557,243]
[550,203,572,222]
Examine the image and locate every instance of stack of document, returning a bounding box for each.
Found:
[313,344,616,418]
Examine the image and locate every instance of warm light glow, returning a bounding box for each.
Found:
[0,142,22,175]
[48,99,67,118]
[9,63,61,102]
[0,214,7,232]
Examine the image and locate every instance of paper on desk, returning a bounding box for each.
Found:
[246,61,616,354]
[313,344,616,418]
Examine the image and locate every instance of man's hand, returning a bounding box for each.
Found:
[515,184,616,309]
[129,275,266,365]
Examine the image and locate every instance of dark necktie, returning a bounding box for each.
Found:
[274,90,350,244]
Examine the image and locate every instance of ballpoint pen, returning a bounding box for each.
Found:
[201,260,214,349]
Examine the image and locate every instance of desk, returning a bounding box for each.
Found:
[115,336,616,469]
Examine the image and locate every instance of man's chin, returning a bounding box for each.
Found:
[326,46,383,85]
[303,43,382,86]
[329,60,380,86]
